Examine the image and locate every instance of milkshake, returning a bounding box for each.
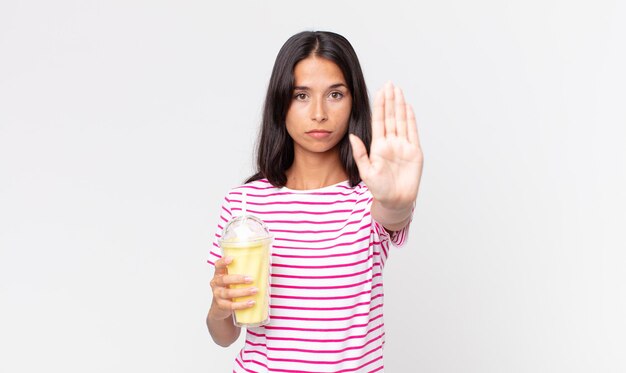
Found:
[219,215,272,327]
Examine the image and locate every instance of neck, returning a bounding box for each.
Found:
[285,147,348,190]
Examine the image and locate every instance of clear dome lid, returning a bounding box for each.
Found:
[219,215,272,244]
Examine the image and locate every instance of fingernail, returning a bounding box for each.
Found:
[247,300,256,306]
[244,276,253,283]
[250,288,258,294]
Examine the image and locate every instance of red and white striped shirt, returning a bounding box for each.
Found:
[208,179,410,373]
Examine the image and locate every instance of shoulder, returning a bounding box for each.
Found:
[221,179,281,204]
[354,180,370,193]
[351,181,372,200]
[225,179,276,196]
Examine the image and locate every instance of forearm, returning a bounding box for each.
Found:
[371,199,414,232]
[206,299,241,347]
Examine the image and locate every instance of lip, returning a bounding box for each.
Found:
[306,130,332,139]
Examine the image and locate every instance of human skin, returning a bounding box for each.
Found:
[283,56,353,190]
[350,82,424,231]
[207,56,424,347]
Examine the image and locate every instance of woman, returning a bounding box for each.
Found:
[207,30,423,372]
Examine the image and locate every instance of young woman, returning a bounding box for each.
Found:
[206,30,423,372]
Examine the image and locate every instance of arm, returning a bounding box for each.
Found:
[350,82,424,233]
[207,298,241,347]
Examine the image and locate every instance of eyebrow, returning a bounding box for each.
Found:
[293,83,348,91]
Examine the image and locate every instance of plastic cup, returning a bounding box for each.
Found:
[219,215,272,327]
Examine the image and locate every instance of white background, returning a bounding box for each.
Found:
[1,0,625,372]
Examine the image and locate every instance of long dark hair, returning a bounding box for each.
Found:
[246,30,372,188]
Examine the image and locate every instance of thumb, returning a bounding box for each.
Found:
[349,134,371,179]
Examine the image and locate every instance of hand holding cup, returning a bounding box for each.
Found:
[209,256,257,321]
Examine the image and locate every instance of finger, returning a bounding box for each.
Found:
[371,89,384,139]
[226,286,259,299]
[395,86,408,139]
[214,256,232,275]
[230,299,256,310]
[407,104,421,146]
[384,81,396,137]
[217,286,258,300]
[216,297,255,311]
[349,134,371,180]
[210,273,250,290]
[221,274,253,286]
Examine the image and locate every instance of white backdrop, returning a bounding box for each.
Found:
[1,0,625,372]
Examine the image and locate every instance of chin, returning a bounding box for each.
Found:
[312,145,340,154]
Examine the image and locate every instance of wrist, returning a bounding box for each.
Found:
[371,199,415,232]
[373,198,414,216]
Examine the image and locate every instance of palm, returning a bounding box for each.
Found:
[349,82,423,209]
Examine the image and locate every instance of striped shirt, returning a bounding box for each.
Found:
[208,179,410,372]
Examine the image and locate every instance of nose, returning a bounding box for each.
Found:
[311,97,328,123]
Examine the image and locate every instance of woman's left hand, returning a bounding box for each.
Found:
[350,81,424,210]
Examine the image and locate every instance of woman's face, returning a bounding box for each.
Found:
[285,56,352,157]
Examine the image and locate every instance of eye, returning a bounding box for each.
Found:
[294,93,308,101]
[329,91,344,99]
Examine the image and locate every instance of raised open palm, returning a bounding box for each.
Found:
[349,82,424,209]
